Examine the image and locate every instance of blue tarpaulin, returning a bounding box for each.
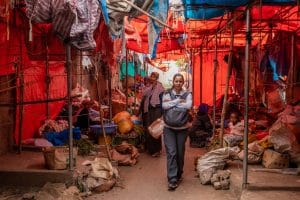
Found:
[44,128,81,146]
[120,61,146,79]
[183,0,297,19]
[148,0,169,59]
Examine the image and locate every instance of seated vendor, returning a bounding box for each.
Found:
[224,112,244,147]
[76,101,100,130]
[189,103,213,148]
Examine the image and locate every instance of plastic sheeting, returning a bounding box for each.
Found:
[183,0,296,19]
[119,61,146,79]
[0,11,67,143]
[148,0,169,58]
[15,62,67,143]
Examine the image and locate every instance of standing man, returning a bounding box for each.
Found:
[140,72,165,157]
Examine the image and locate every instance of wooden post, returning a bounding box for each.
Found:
[96,65,112,161]
[220,14,235,147]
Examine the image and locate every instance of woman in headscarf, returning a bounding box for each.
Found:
[188,103,213,148]
[140,72,165,157]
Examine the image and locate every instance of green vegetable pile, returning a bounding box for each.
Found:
[74,138,96,156]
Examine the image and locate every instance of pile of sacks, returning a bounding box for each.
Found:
[197,147,239,190]
[210,170,231,190]
[76,157,119,194]
[111,141,139,166]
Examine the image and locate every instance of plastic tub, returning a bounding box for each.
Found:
[90,124,117,135]
[132,120,142,125]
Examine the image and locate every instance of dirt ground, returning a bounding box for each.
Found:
[1,142,299,200]
[86,146,238,200]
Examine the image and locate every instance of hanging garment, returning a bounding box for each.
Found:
[99,0,153,36]
[69,0,101,50]
[25,0,101,50]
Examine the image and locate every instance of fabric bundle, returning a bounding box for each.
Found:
[99,0,153,36]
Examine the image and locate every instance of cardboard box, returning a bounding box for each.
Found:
[262,149,289,169]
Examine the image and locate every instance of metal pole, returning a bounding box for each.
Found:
[220,14,235,147]
[125,49,129,111]
[243,5,251,189]
[191,51,194,106]
[213,34,218,137]
[108,65,113,122]
[45,39,50,119]
[66,44,73,171]
[17,30,24,154]
[0,94,81,107]
[200,46,203,104]
[291,34,295,101]
[17,61,24,154]
[133,56,137,113]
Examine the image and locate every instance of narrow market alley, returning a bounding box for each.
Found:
[86,145,237,200]
[0,1,300,200]
[85,143,300,200]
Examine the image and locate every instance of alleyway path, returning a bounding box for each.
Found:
[87,146,237,200]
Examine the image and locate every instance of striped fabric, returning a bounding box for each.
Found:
[53,1,76,41]
[25,0,100,50]
[70,0,100,50]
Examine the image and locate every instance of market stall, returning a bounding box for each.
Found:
[0,0,299,197]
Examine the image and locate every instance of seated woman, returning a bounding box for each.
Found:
[188,103,213,148]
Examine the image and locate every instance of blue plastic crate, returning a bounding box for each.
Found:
[90,124,117,136]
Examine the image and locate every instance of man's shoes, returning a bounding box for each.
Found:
[168,181,178,191]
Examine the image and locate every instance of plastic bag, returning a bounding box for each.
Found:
[267,89,285,114]
[238,142,264,164]
[82,157,118,179]
[148,118,165,139]
[197,147,240,173]
[197,147,239,185]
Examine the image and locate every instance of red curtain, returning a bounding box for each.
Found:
[192,51,230,106]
